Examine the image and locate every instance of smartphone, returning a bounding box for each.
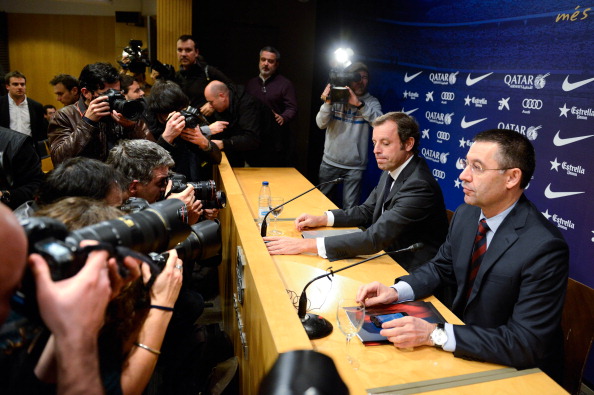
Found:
[371,312,408,328]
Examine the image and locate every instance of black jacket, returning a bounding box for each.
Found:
[0,94,46,143]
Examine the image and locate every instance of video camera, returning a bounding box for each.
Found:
[101,88,146,121]
[180,106,210,129]
[328,68,361,104]
[118,39,150,75]
[151,60,176,81]
[169,173,227,209]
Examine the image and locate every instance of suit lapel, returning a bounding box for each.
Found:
[384,156,419,203]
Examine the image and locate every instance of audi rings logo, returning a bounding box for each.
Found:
[522,99,543,110]
[436,131,450,141]
[432,169,446,179]
[441,92,455,101]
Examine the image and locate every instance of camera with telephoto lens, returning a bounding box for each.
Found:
[179,106,209,129]
[102,88,146,121]
[11,199,191,321]
[169,173,227,209]
[328,68,362,104]
[118,39,150,74]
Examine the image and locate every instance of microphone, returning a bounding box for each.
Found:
[297,243,424,339]
[260,177,344,237]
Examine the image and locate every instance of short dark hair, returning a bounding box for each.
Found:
[49,74,79,90]
[35,196,123,231]
[147,80,189,115]
[5,70,26,85]
[43,104,56,114]
[178,34,198,49]
[372,112,421,154]
[78,62,120,92]
[473,129,535,189]
[38,157,125,205]
[260,46,280,60]
[107,139,175,185]
[120,74,136,94]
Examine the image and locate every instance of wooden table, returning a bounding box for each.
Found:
[217,164,566,394]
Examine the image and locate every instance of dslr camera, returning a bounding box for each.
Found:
[179,106,210,129]
[169,173,227,209]
[101,88,146,121]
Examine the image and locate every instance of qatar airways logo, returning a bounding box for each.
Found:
[422,148,449,164]
[504,73,549,90]
[550,157,586,177]
[497,122,541,141]
[541,209,575,231]
[429,71,459,85]
[426,111,454,125]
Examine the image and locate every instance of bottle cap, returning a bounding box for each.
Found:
[262,181,269,185]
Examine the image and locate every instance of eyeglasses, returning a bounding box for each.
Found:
[460,158,512,175]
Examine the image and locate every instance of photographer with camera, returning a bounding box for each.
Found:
[317,61,382,209]
[107,139,205,224]
[48,62,154,165]
[0,201,142,395]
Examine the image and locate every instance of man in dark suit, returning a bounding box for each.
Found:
[0,70,46,144]
[356,129,569,383]
[264,112,449,272]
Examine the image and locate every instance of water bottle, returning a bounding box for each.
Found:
[258,181,271,228]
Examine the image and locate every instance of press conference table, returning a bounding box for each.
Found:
[216,162,566,394]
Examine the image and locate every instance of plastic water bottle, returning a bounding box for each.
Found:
[258,181,271,228]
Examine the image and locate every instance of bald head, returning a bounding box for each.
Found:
[204,80,230,112]
[0,203,28,324]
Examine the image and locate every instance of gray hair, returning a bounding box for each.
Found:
[107,139,175,185]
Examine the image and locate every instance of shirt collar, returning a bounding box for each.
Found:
[480,199,519,234]
[8,95,27,106]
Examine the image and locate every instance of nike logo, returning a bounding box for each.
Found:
[562,76,594,91]
[466,72,493,86]
[544,184,585,199]
[553,130,594,146]
[404,71,422,83]
[402,107,418,115]
[460,116,487,129]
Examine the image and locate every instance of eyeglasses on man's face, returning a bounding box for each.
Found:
[460,158,512,175]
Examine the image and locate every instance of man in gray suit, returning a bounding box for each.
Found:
[264,112,449,272]
[357,129,568,383]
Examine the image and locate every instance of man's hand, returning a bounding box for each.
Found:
[263,236,317,255]
[295,213,327,231]
[180,127,210,149]
[272,111,284,126]
[346,86,362,107]
[200,102,214,117]
[85,95,111,122]
[356,281,399,307]
[162,111,186,144]
[167,184,202,224]
[203,208,220,220]
[111,110,136,128]
[141,249,183,308]
[209,121,229,134]
[212,140,224,150]
[379,316,436,349]
[320,84,331,102]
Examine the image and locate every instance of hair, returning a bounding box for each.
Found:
[120,74,136,94]
[4,70,26,85]
[38,157,125,205]
[372,112,421,154]
[78,62,120,92]
[177,34,198,49]
[147,80,189,114]
[473,129,535,189]
[260,46,280,60]
[107,139,175,185]
[43,104,56,114]
[49,74,79,90]
[35,196,123,230]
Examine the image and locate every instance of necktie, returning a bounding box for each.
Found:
[465,219,489,301]
[381,174,394,205]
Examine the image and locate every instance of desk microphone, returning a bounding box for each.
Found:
[260,177,344,237]
[297,242,424,339]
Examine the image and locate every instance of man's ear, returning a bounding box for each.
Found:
[506,168,522,189]
[128,180,140,196]
[404,137,415,152]
[81,87,93,101]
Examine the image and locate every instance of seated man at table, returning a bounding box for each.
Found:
[356,129,569,383]
[264,112,448,272]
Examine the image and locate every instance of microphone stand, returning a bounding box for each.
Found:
[260,177,344,237]
[298,243,424,339]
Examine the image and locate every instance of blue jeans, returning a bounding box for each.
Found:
[318,161,364,209]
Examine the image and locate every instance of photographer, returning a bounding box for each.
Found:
[107,139,204,223]
[48,62,154,165]
[146,80,221,183]
[317,61,382,209]
[0,201,142,395]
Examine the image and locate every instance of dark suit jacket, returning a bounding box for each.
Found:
[325,155,449,271]
[399,195,569,381]
[0,95,46,143]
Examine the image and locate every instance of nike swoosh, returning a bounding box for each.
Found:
[544,184,585,199]
[403,108,418,115]
[562,76,594,91]
[404,71,422,83]
[460,116,487,129]
[466,72,493,86]
[553,130,594,146]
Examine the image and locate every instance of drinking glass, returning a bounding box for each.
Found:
[269,197,284,235]
[336,298,365,369]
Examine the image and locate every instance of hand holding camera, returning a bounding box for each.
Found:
[86,95,112,122]
[141,249,183,309]
[162,111,186,144]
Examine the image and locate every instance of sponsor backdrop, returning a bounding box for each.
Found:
[350,1,593,291]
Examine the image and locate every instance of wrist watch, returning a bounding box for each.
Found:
[430,322,447,349]
[356,100,365,109]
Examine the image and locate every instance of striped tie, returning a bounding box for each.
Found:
[465,219,489,301]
